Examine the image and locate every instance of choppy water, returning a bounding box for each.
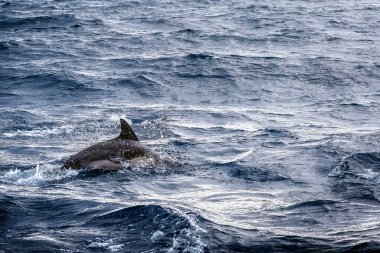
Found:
[1,0,380,252]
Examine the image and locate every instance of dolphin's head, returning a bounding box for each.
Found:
[61,158,81,170]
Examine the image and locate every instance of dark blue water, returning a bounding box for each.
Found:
[1,0,380,252]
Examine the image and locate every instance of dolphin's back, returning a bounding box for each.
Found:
[62,119,156,170]
[62,140,153,169]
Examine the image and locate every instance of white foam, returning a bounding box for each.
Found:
[206,148,255,164]
[3,125,74,138]
[108,244,125,252]
[168,228,206,253]
[168,211,206,253]
[151,230,165,242]
[108,114,132,125]
[88,241,110,248]
[170,121,259,132]
[0,163,78,186]
[357,168,379,180]
[87,238,124,252]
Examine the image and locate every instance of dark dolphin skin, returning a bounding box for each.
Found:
[61,119,157,170]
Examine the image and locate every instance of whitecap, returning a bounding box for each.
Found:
[0,163,78,186]
[206,148,255,164]
[3,125,74,138]
[151,230,165,242]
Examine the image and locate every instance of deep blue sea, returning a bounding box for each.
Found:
[1,0,380,252]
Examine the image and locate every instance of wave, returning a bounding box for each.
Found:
[2,2,11,8]
[343,241,380,253]
[115,75,163,97]
[85,205,206,253]
[0,163,78,186]
[329,152,380,202]
[0,91,18,99]
[206,148,254,165]
[2,72,100,97]
[176,72,233,79]
[0,198,206,252]
[0,109,46,135]
[174,28,203,36]
[230,166,288,182]
[0,194,26,227]
[184,53,214,60]
[117,75,162,88]
[0,14,80,30]
[0,40,21,50]
[198,217,344,253]
[2,124,74,138]
[2,193,378,253]
[281,199,339,211]
[339,102,370,109]
[256,128,297,139]
[329,152,380,179]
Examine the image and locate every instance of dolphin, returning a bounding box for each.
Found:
[61,119,158,170]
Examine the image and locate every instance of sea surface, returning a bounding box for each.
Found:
[1,0,380,252]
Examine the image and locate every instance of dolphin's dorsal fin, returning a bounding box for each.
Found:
[119,119,139,141]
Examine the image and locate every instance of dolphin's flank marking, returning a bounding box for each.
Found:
[61,119,157,170]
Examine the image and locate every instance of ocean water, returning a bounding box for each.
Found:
[1,0,380,252]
